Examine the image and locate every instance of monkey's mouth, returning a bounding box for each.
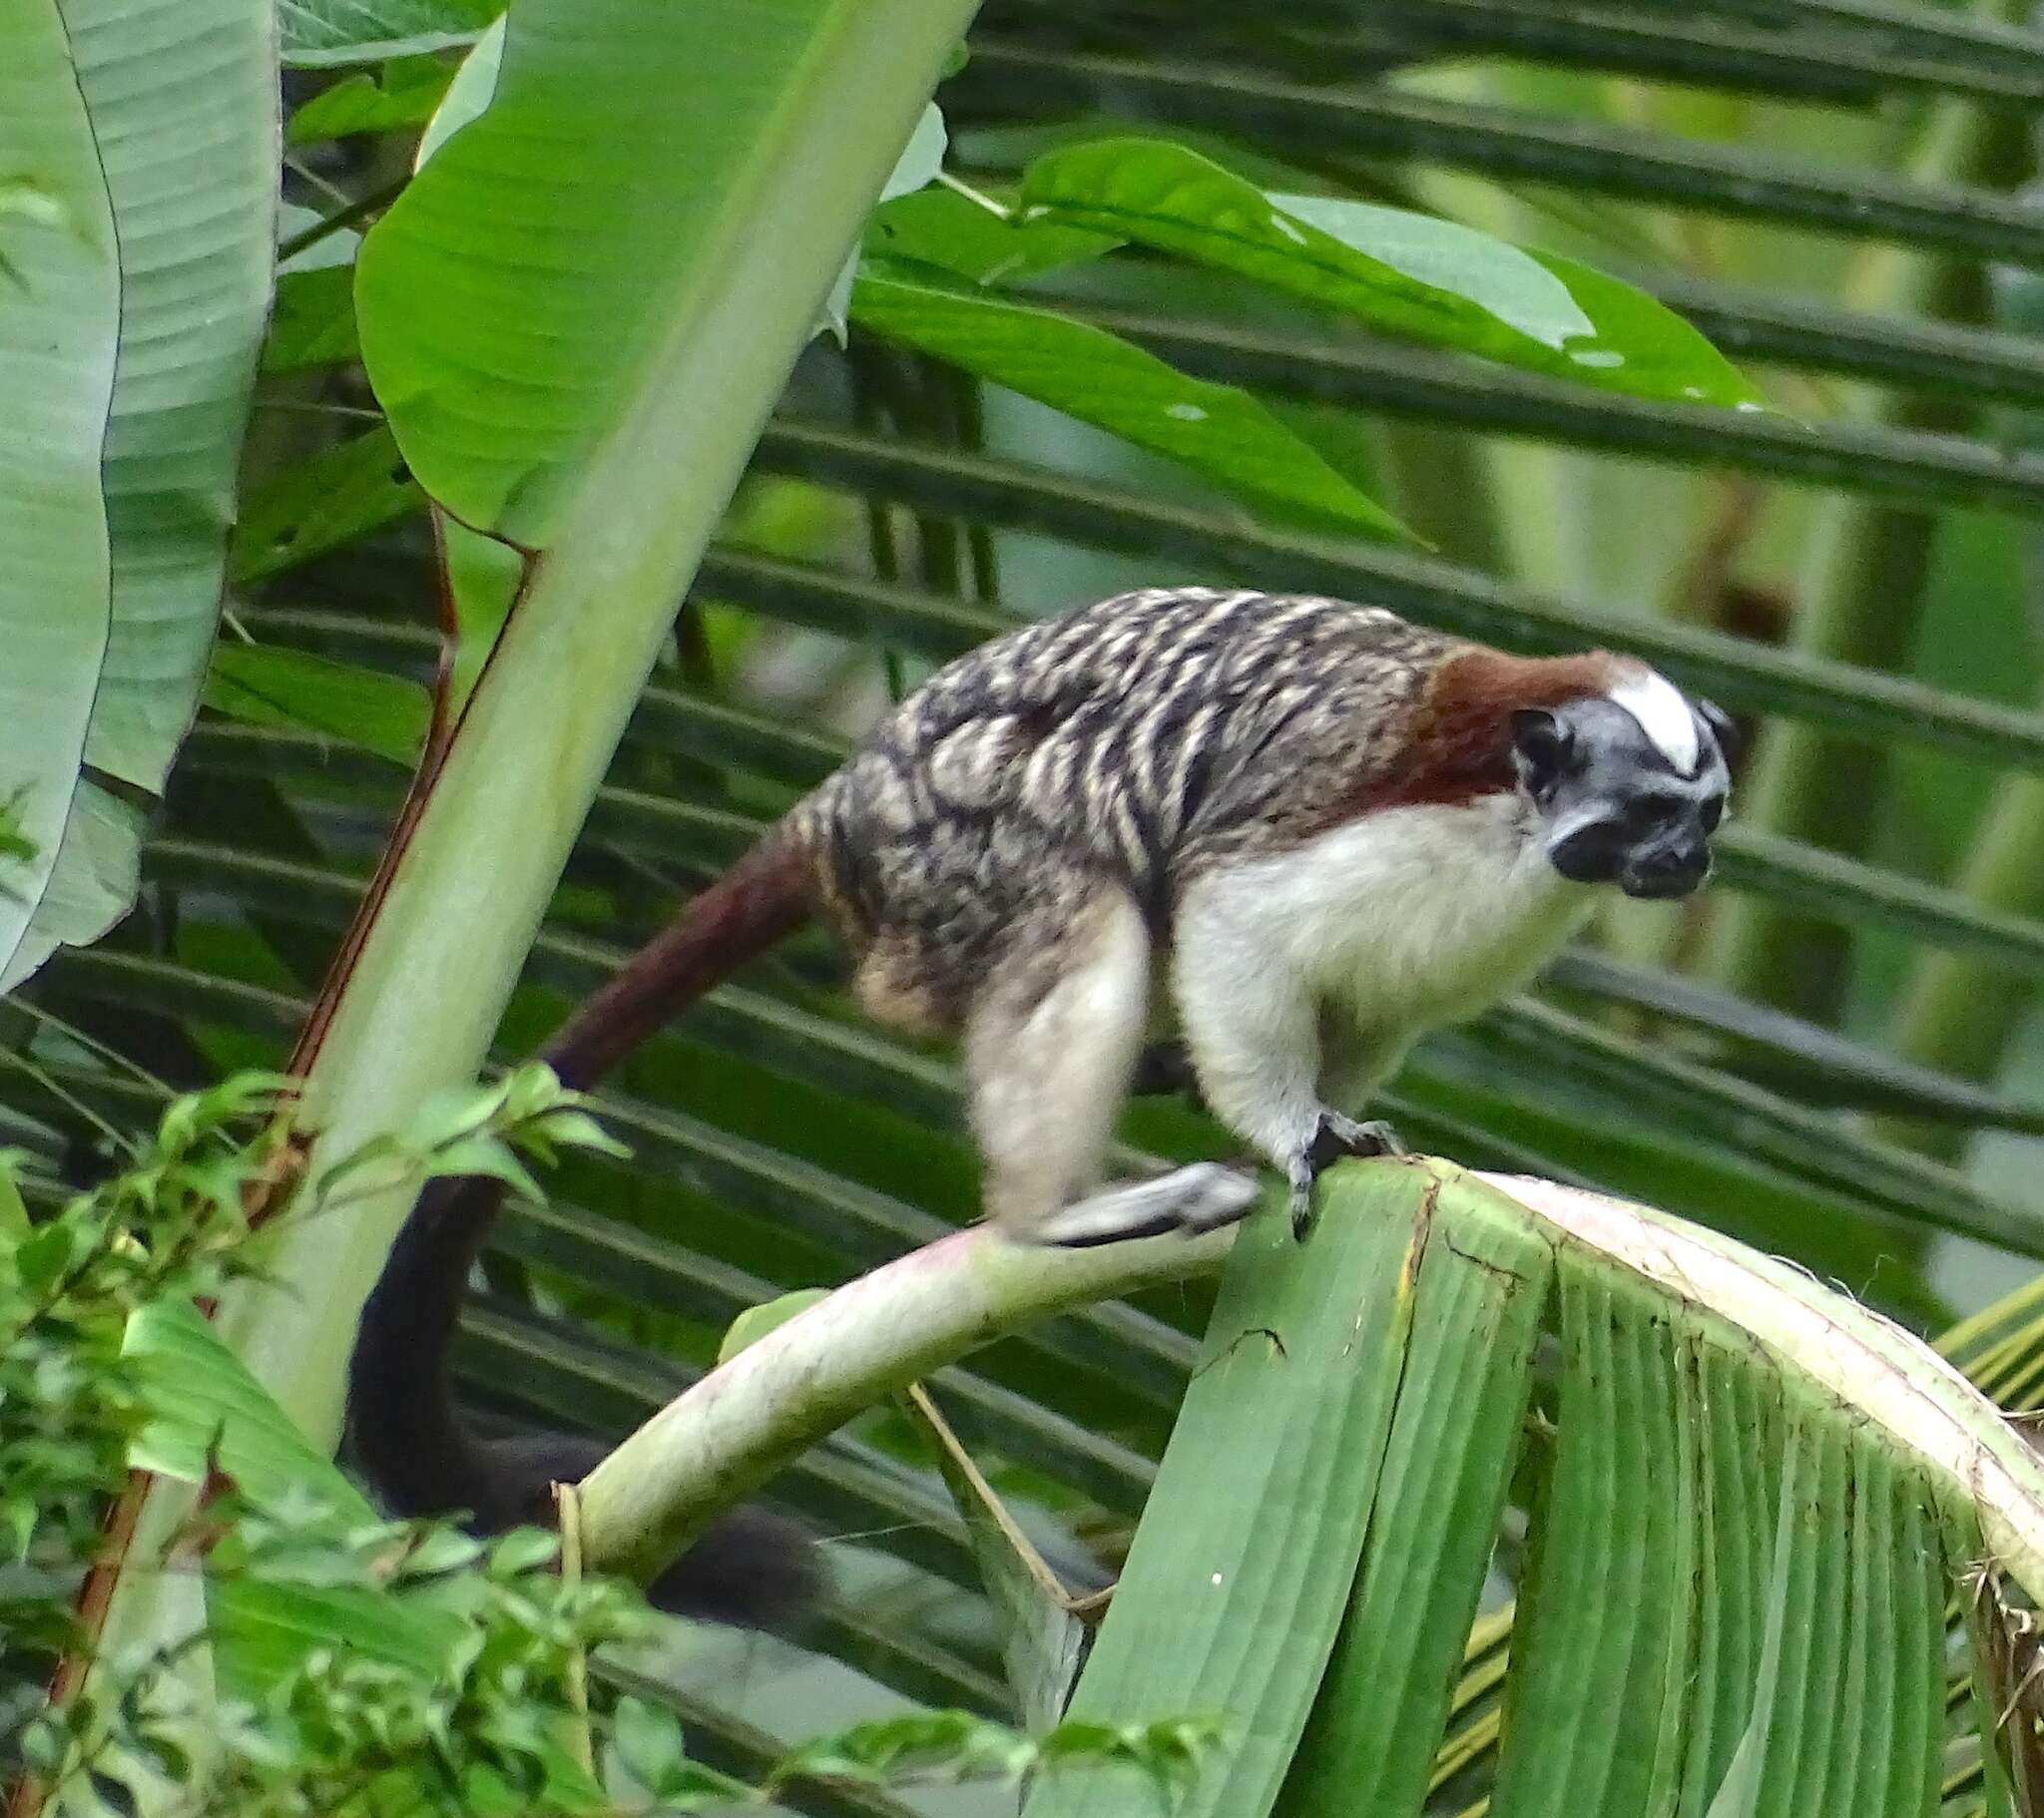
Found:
[1618,847,1713,899]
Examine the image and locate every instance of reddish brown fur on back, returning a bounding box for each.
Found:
[1342,645,1618,818]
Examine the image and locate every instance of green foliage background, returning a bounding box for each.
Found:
[15,1,2044,1812]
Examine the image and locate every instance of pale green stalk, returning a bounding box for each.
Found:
[94,0,983,1691]
[218,0,981,1447]
[581,1216,1236,1585]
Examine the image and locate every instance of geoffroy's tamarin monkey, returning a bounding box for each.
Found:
[346,585,1735,1625]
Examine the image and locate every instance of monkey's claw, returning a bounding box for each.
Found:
[1312,1113,1407,1164]
[1287,1113,1408,1238]
[1285,1158,1317,1240]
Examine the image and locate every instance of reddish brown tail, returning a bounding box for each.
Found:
[344,831,822,1628]
[542,833,815,1085]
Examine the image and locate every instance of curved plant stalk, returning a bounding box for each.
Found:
[578,1215,1234,1585]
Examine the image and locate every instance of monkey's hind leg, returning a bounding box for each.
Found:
[966,886,1257,1249]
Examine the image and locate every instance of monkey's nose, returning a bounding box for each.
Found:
[1622,842,1711,899]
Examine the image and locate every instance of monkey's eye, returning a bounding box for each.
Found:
[1622,792,1677,834]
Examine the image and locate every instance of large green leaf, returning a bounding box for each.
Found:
[354,0,958,547]
[0,0,121,992]
[1016,1177,1426,1818]
[0,0,272,998]
[1152,1167,2044,1815]
[68,0,275,793]
[1015,139,1761,409]
[1425,1229,2044,1814]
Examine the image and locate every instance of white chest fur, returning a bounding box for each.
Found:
[1178,794,1592,1037]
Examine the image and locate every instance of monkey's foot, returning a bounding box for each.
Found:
[1034,1162,1259,1249]
[1287,1113,1407,1239]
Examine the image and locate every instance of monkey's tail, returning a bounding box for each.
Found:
[344,832,823,1631]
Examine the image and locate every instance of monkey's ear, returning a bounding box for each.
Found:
[1696,696,1741,765]
[1509,706,1574,794]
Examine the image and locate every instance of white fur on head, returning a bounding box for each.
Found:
[1606,665,1700,775]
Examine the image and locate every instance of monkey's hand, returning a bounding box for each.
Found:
[1288,1113,1406,1239]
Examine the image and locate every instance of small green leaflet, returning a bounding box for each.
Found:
[228,425,421,584]
[205,644,430,765]
[864,184,1120,286]
[851,261,1413,543]
[286,56,453,145]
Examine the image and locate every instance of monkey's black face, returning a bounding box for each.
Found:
[1511,692,1735,900]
